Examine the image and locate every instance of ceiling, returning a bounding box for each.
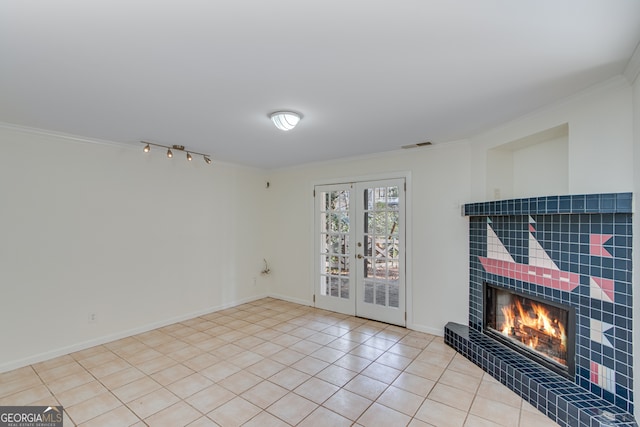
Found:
[1,1,639,169]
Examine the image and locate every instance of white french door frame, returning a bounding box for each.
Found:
[314,182,357,316]
[310,172,413,327]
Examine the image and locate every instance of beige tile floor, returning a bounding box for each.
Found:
[0,298,560,426]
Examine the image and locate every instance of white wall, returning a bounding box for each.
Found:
[264,143,472,335]
[512,136,568,198]
[485,148,513,200]
[0,126,268,372]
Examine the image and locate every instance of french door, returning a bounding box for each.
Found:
[315,178,405,326]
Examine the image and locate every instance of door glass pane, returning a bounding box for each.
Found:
[387,186,399,211]
[364,281,374,303]
[340,278,350,299]
[319,189,351,301]
[340,256,350,276]
[389,262,399,280]
[389,283,399,308]
[365,189,373,210]
[365,259,373,278]
[375,283,387,306]
[328,213,347,232]
[365,235,373,256]
[361,185,401,309]
[320,275,329,296]
[330,277,339,297]
[322,254,331,274]
[340,234,349,254]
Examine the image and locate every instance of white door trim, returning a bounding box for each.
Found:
[311,171,413,327]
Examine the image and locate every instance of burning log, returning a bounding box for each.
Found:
[520,325,564,348]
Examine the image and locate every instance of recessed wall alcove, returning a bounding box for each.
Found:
[486,124,568,200]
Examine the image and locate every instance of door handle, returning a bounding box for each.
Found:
[357,254,364,259]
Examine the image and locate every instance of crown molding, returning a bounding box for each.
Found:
[0,121,271,171]
[624,40,640,85]
[0,121,132,149]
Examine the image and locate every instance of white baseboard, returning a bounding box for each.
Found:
[407,322,445,337]
[267,293,313,307]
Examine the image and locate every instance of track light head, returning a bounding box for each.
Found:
[204,156,212,164]
[143,143,150,153]
[167,148,173,158]
[186,152,192,161]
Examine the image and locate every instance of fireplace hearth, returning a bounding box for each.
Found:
[448,193,636,427]
[484,283,575,378]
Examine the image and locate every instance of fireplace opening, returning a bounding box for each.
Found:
[483,283,575,378]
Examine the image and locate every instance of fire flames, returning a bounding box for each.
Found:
[500,299,567,355]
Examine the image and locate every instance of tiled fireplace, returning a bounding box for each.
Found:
[445,193,636,426]
[483,282,576,379]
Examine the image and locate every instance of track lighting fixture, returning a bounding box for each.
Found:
[140,141,212,165]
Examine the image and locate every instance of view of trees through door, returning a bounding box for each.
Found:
[362,185,400,308]
[315,179,405,326]
[320,187,351,301]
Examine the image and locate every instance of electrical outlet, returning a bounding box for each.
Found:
[88,313,97,323]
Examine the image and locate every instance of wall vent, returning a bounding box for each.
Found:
[401,141,432,149]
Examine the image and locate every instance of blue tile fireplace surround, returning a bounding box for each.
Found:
[445,193,637,426]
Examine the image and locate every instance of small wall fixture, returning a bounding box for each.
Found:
[270,111,301,131]
[141,141,212,165]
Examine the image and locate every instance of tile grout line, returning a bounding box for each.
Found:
[2,298,555,427]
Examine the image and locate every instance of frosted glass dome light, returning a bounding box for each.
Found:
[270,111,301,131]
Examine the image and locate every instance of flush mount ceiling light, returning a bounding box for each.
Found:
[270,111,301,131]
[140,141,212,165]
